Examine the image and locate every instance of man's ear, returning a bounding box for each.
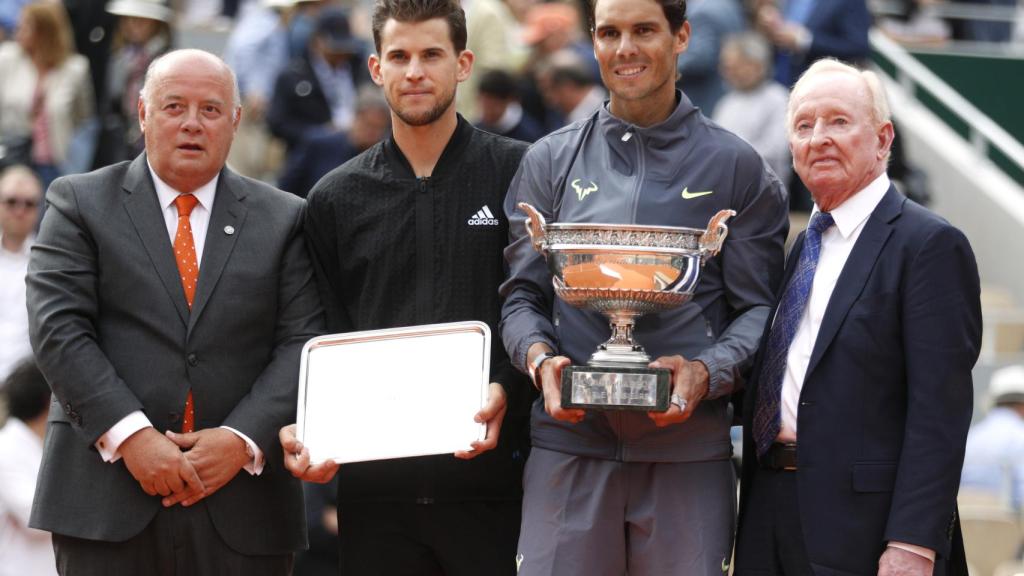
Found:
[877,121,895,161]
[675,21,691,56]
[368,54,384,87]
[138,96,147,135]
[456,49,475,83]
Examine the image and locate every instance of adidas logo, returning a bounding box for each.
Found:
[467,205,500,226]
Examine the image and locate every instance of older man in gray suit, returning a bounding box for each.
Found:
[26,49,324,575]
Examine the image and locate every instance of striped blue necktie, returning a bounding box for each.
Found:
[753,211,834,457]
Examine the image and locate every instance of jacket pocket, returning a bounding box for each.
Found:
[851,462,898,493]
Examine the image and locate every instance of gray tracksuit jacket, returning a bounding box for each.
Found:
[500,92,789,463]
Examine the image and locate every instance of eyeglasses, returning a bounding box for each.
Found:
[1,198,39,210]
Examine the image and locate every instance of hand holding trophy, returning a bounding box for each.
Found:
[519,202,735,412]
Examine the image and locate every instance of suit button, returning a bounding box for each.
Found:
[63,403,72,415]
[168,412,181,423]
[187,353,198,367]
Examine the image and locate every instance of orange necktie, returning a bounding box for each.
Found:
[173,194,199,433]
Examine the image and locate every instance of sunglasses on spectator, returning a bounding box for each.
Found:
[1,198,39,210]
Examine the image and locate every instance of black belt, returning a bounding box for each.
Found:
[761,442,798,471]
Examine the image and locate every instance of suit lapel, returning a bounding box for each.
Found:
[188,168,248,334]
[805,186,904,377]
[121,155,190,326]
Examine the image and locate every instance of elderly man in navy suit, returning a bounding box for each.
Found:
[735,58,980,576]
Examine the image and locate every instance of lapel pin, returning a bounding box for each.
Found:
[224,225,235,235]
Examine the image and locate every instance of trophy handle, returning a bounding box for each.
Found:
[518,202,548,253]
[699,209,737,261]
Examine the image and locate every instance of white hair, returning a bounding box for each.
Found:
[787,58,891,129]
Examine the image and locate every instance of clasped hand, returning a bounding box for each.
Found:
[119,426,250,507]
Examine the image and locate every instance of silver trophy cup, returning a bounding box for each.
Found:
[519,202,735,411]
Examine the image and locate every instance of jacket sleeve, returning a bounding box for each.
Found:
[693,154,789,400]
[883,224,980,557]
[499,139,561,372]
[27,177,146,444]
[220,199,326,456]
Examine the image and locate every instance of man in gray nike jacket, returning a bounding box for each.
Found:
[500,0,788,574]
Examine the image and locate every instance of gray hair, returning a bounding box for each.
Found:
[723,31,771,71]
[139,49,242,119]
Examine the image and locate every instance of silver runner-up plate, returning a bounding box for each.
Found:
[296,321,490,464]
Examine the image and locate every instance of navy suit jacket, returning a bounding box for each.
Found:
[738,186,980,576]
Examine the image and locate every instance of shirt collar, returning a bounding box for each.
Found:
[813,172,890,239]
[597,89,698,146]
[148,160,219,213]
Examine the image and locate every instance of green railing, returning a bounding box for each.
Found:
[871,30,1024,187]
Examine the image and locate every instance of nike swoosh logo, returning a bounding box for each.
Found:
[681,188,714,200]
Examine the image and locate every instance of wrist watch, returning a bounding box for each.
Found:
[528,352,557,389]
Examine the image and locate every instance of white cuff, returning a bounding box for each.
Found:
[887,542,936,562]
[220,426,264,475]
[95,411,152,463]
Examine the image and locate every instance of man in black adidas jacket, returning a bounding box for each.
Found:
[278,1,530,574]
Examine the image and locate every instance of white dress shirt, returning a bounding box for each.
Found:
[774,173,934,561]
[94,164,264,474]
[0,419,57,576]
[777,173,890,442]
[0,234,33,384]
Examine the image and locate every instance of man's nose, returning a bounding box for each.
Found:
[810,121,831,146]
[406,57,425,80]
[181,107,203,132]
[616,33,639,57]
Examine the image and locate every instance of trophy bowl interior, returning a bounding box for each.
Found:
[548,251,700,294]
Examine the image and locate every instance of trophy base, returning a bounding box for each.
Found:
[561,365,671,412]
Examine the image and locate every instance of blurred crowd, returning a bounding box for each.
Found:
[0,0,1017,202]
[1,0,1022,573]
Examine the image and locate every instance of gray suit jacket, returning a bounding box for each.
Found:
[26,154,324,554]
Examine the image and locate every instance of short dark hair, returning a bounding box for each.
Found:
[584,0,687,35]
[371,0,468,54]
[549,64,594,89]
[3,359,51,422]
[478,69,520,99]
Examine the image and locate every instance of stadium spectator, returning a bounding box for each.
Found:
[538,54,606,126]
[475,68,546,143]
[267,7,369,158]
[675,0,746,114]
[961,365,1024,511]
[0,359,56,576]
[0,1,96,187]
[223,0,294,181]
[755,0,871,87]
[457,0,523,121]
[0,166,39,385]
[714,31,791,186]
[276,88,390,197]
[955,0,1017,42]
[94,0,173,166]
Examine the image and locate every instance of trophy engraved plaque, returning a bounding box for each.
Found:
[519,203,735,412]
